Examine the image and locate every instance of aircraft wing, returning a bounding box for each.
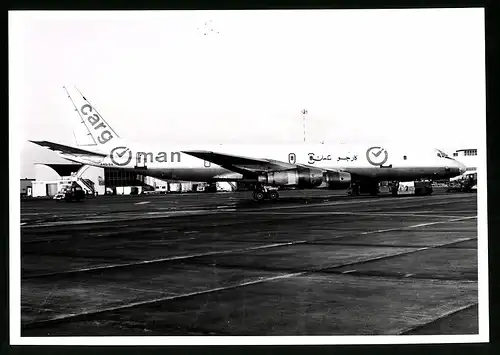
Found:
[182,150,298,176]
[29,140,108,157]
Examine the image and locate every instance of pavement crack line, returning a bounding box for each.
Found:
[320,236,478,273]
[24,216,477,279]
[21,194,472,228]
[23,240,308,279]
[360,216,477,235]
[235,211,470,219]
[22,234,478,329]
[397,302,478,335]
[241,194,474,212]
[22,272,305,330]
[22,214,478,329]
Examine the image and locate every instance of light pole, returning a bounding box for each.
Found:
[301,109,308,143]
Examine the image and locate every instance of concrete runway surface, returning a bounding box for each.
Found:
[19,189,479,336]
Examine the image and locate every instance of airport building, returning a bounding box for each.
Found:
[451,148,478,171]
[20,178,35,197]
[27,163,235,198]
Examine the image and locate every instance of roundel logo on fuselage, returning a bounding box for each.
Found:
[366,146,389,166]
[110,146,133,166]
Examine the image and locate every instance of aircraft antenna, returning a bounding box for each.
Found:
[63,85,97,146]
[301,109,308,143]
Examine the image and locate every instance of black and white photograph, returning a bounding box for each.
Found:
[9,8,488,345]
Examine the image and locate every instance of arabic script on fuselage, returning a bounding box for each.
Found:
[308,153,358,165]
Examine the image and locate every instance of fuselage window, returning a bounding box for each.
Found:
[403,155,407,160]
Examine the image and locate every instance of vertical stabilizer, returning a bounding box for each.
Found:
[63,85,126,154]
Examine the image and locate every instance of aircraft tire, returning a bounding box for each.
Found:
[253,190,266,201]
[268,191,279,201]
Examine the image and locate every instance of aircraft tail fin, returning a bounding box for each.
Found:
[63,85,126,154]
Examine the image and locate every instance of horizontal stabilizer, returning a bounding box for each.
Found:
[29,140,107,157]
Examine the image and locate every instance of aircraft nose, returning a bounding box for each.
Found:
[457,161,466,174]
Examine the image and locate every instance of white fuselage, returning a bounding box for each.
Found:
[55,86,465,185]
[62,143,465,183]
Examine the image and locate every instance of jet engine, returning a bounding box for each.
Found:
[258,167,324,188]
[257,168,351,189]
[323,171,351,189]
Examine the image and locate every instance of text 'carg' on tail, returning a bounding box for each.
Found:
[63,85,126,154]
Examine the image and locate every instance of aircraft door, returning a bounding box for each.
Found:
[135,153,147,169]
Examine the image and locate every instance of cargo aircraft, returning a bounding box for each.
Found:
[30,86,466,201]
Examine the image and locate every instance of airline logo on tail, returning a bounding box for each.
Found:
[64,85,122,152]
[64,85,185,168]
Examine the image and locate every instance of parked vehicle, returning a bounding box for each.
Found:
[54,182,85,202]
[447,171,477,193]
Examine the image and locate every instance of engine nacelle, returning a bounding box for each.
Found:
[258,167,324,188]
[323,171,351,189]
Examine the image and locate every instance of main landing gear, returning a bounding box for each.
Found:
[391,181,400,196]
[253,185,279,201]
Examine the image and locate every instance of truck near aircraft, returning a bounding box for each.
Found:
[53,182,86,202]
[448,170,477,193]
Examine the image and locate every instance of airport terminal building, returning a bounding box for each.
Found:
[452,148,478,171]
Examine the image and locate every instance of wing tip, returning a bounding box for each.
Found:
[29,140,44,145]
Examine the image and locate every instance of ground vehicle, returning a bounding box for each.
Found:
[414,180,434,196]
[54,182,85,202]
[349,180,432,196]
[447,171,477,193]
[391,181,433,196]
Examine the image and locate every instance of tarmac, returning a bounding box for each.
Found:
[19,189,479,336]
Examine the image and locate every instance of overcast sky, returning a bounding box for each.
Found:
[10,9,485,178]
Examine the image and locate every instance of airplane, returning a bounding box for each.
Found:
[30,86,467,201]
